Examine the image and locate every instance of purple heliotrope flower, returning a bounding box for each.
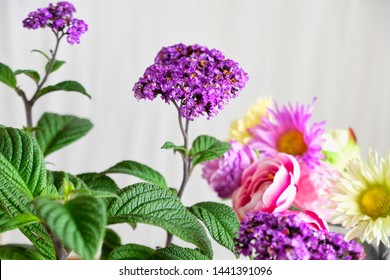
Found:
[132,43,249,120]
[201,141,257,198]
[23,1,88,45]
[249,99,325,168]
[234,212,365,260]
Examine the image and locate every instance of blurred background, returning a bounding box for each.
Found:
[0,0,389,259]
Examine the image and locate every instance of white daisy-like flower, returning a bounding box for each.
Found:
[330,149,390,247]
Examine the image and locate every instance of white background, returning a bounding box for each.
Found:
[0,0,390,259]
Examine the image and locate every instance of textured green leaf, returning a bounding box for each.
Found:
[0,213,39,233]
[107,183,212,258]
[101,160,168,188]
[189,135,230,166]
[0,127,47,198]
[189,202,240,255]
[49,171,89,194]
[34,196,106,260]
[77,173,119,193]
[0,245,46,260]
[152,244,210,260]
[100,228,121,260]
[0,62,17,89]
[161,141,186,154]
[14,69,40,84]
[35,80,91,100]
[109,244,155,260]
[0,128,54,259]
[45,59,66,74]
[36,112,93,156]
[0,177,55,259]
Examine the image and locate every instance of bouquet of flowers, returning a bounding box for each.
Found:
[202,95,390,259]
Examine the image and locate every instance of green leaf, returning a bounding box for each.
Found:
[35,80,91,100]
[77,173,119,194]
[36,112,93,156]
[152,244,210,260]
[45,59,66,74]
[31,49,50,60]
[0,213,40,233]
[14,69,40,84]
[161,141,186,154]
[0,62,17,89]
[100,228,121,260]
[107,183,212,258]
[101,160,168,188]
[0,245,46,260]
[109,244,155,260]
[34,195,107,260]
[49,171,89,194]
[189,135,230,166]
[0,127,47,198]
[0,128,55,259]
[189,202,240,256]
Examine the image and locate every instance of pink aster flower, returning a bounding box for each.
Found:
[232,153,300,220]
[249,99,325,168]
[202,141,257,198]
[293,161,339,221]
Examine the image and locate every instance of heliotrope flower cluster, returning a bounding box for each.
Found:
[22,1,88,45]
[132,43,249,120]
[234,212,365,260]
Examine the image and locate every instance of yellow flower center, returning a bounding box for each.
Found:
[360,186,390,219]
[277,130,307,156]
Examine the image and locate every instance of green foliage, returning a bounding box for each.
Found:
[107,182,213,258]
[34,195,107,260]
[101,160,168,188]
[161,141,186,154]
[100,228,122,260]
[36,112,93,157]
[35,80,91,100]
[45,59,66,74]
[189,135,230,166]
[108,244,155,260]
[152,244,210,260]
[0,245,46,260]
[14,69,40,85]
[189,202,240,256]
[0,62,17,89]
[0,213,39,233]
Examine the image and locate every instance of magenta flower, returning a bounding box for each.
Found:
[132,43,249,120]
[249,99,325,168]
[232,153,300,221]
[22,1,88,45]
[293,161,339,221]
[201,141,257,199]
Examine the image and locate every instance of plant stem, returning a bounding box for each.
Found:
[44,224,70,260]
[166,101,192,246]
[17,33,63,129]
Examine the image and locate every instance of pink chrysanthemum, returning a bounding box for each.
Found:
[248,99,325,168]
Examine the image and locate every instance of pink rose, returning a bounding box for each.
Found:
[285,210,329,231]
[293,162,339,221]
[232,153,300,220]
